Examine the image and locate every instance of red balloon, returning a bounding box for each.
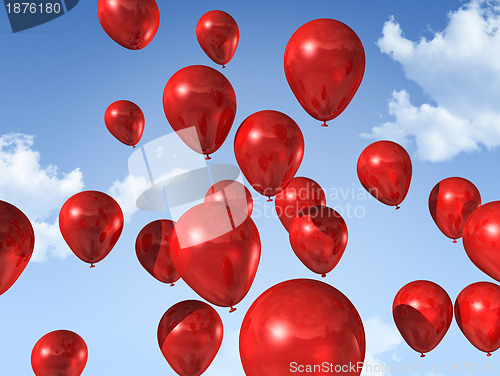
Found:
[463,201,500,282]
[234,110,304,200]
[170,202,260,312]
[455,282,500,356]
[196,10,239,67]
[97,0,160,50]
[429,177,481,242]
[205,180,253,217]
[158,300,223,376]
[284,19,365,126]
[31,330,88,376]
[104,100,145,147]
[59,191,124,267]
[289,206,348,278]
[240,279,365,376]
[357,141,412,209]
[393,280,453,357]
[0,201,34,295]
[163,65,236,160]
[275,177,326,231]
[135,220,180,286]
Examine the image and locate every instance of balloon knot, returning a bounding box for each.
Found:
[321,273,326,278]
[267,197,273,202]
[222,65,226,68]
[395,205,401,210]
[487,352,492,357]
[321,121,328,127]
[133,145,136,148]
[170,283,175,287]
[229,306,237,313]
[90,263,95,269]
[453,239,457,243]
[205,155,211,160]
[420,353,425,358]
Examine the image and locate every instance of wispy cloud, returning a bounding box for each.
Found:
[364,0,500,161]
[0,133,84,262]
[362,317,402,376]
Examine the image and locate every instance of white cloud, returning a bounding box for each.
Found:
[0,133,84,262]
[0,133,83,221]
[364,0,500,161]
[107,174,149,223]
[361,317,402,376]
[31,220,69,262]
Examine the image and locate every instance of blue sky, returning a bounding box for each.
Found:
[1,0,500,375]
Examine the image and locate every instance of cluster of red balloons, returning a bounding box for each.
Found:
[4,0,497,374]
[393,280,500,357]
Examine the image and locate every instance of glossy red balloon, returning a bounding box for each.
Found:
[357,141,412,209]
[234,110,304,200]
[31,330,88,376]
[196,10,239,67]
[158,300,223,376]
[429,177,481,242]
[289,206,347,277]
[284,19,365,126]
[135,220,180,285]
[275,177,326,231]
[205,180,253,217]
[170,202,260,312]
[59,191,124,267]
[463,201,500,282]
[393,280,453,357]
[455,282,500,356]
[240,279,365,376]
[104,100,145,147]
[0,201,34,295]
[163,65,236,159]
[97,0,160,50]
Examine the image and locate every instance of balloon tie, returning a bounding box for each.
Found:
[222,65,226,68]
[133,145,136,149]
[487,352,492,357]
[321,121,328,127]
[90,263,95,269]
[267,196,273,202]
[205,154,211,160]
[229,306,236,313]
[395,205,401,210]
[420,353,425,358]
[321,273,326,278]
[170,283,175,287]
[453,239,457,243]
